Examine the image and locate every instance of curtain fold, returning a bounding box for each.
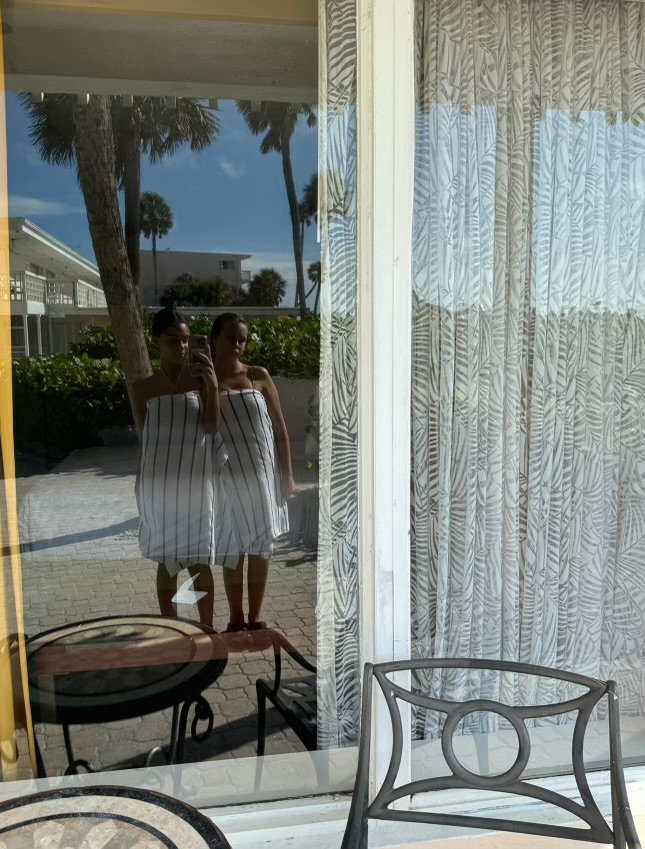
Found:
[317,0,359,749]
[412,0,645,729]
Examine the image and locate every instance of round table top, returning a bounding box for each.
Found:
[0,785,231,848]
[27,615,227,725]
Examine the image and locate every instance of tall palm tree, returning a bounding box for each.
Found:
[307,260,322,314]
[297,172,318,310]
[140,192,174,305]
[18,93,219,285]
[72,96,151,410]
[236,101,316,319]
[247,267,287,307]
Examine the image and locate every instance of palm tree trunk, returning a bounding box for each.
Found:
[280,125,307,319]
[73,95,151,414]
[152,231,158,305]
[123,119,142,287]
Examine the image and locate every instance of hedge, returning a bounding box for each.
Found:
[71,315,320,380]
[15,315,320,455]
[13,354,129,455]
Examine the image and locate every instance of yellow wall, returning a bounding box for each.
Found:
[3,0,317,25]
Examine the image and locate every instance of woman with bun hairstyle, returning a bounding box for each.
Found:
[210,313,292,631]
[132,304,236,627]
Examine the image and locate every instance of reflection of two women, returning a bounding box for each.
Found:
[133,305,292,631]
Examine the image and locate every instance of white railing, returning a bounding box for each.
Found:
[9,272,46,302]
[240,270,251,282]
[46,279,75,306]
[8,274,108,309]
[76,280,107,308]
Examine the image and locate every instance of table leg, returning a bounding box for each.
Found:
[62,724,92,775]
[171,696,214,765]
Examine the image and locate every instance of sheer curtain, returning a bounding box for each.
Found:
[317,0,360,749]
[412,0,645,726]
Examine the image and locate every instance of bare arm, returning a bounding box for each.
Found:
[256,367,293,498]
[192,351,220,434]
[132,380,149,506]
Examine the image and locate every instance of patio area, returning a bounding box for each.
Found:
[9,444,317,778]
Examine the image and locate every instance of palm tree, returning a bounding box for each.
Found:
[236,101,316,319]
[18,93,219,285]
[307,260,322,314]
[140,192,174,305]
[297,172,318,310]
[73,96,151,410]
[247,267,287,307]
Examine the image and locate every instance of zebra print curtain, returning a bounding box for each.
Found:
[412,0,645,727]
[317,0,359,748]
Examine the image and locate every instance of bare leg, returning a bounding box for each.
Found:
[247,554,270,627]
[223,554,246,629]
[156,564,178,617]
[188,564,214,628]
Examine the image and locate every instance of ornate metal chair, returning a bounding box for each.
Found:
[342,658,641,849]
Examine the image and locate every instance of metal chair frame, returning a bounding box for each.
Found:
[341,658,641,849]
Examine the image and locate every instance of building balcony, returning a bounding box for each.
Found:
[8,273,107,311]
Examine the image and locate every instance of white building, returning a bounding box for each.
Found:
[8,218,109,356]
[138,249,251,305]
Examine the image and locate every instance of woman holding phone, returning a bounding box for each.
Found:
[132,304,235,626]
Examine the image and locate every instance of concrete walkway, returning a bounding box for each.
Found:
[11,446,318,777]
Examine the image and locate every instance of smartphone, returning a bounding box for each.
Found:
[188,334,209,365]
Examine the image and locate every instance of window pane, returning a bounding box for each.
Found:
[0,0,359,805]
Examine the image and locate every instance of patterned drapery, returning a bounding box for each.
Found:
[317,0,360,749]
[412,0,645,731]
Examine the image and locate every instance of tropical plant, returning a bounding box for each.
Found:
[307,260,322,314]
[18,93,219,285]
[298,172,318,309]
[140,192,174,305]
[247,267,287,307]
[73,315,321,380]
[161,276,246,307]
[236,101,316,319]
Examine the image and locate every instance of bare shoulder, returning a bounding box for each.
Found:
[134,373,162,403]
[248,364,271,383]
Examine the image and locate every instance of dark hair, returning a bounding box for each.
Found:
[210,312,247,338]
[151,303,188,337]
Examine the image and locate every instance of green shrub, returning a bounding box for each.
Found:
[73,315,321,379]
[13,355,129,453]
[162,276,247,308]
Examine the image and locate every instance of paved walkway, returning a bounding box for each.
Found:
[11,446,318,777]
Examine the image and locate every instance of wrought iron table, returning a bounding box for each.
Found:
[25,615,227,776]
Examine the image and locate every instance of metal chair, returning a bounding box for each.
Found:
[341,658,642,849]
[256,628,317,756]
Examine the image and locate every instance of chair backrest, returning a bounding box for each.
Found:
[341,658,641,849]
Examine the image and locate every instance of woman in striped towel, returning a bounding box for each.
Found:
[133,305,236,627]
[211,313,292,632]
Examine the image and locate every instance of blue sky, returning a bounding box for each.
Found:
[6,95,320,305]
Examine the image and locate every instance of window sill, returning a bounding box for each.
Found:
[205,765,645,849]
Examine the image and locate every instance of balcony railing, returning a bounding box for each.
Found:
[8,274,107,309]
[9,271,46,302]
[240,270,251,282]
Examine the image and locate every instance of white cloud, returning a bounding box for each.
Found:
[217,156,244,179]
[9,195,84,217]
[157,147,200,171]
[16,143,44,168]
